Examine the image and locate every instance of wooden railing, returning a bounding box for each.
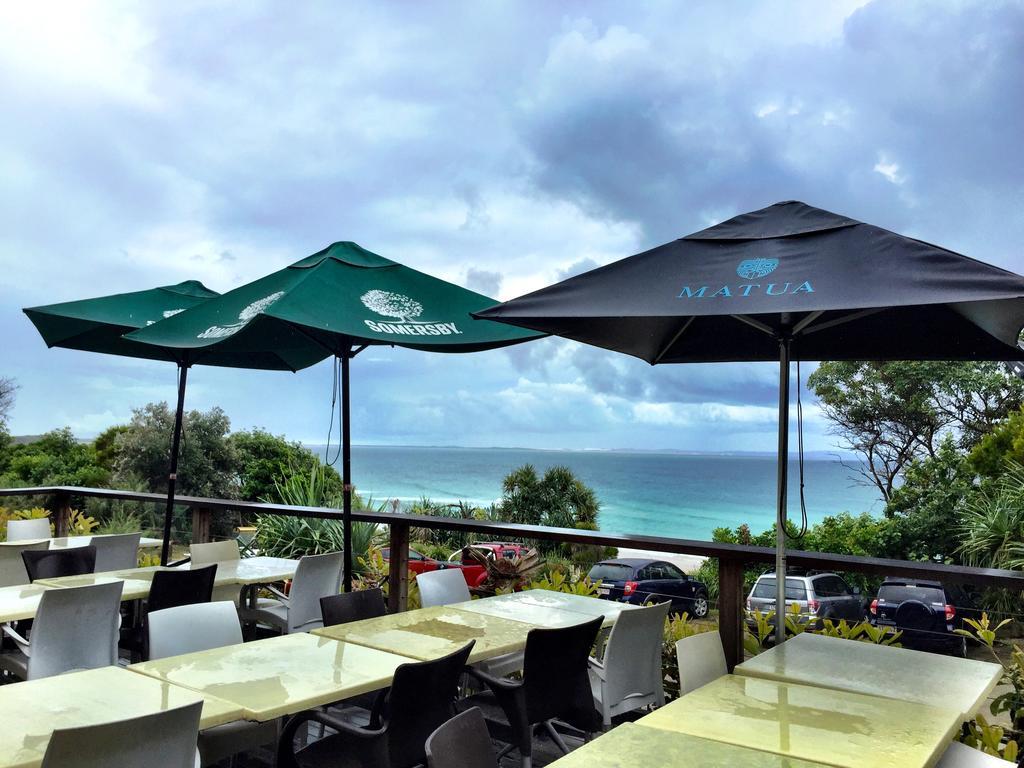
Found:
[4,484,1024,670]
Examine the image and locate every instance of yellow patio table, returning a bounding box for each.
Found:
[313,605,534,663]
[638,674,962,768]
[129,631,414,722]
[451,589,629,628]
[0,584,51,623]
[47,534,164,550]
[735,632,1003,722]
[33,573,158,601]
[0,666,242,768]
[547,722,832,768]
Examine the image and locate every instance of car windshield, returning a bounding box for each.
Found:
[751,578,807,600]
[879,584,946,604]
[588,563,633,582]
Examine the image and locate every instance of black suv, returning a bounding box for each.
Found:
[587,558,710,618]
[869,578,980,657]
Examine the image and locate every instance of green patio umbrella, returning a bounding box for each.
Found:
[23,281,224,564]
[127,241,543,589]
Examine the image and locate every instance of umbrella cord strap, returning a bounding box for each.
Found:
[324,357,342,466]
[794,359,809,539]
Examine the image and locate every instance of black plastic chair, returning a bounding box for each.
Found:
[426,708,499,768]
[277,641,475,768]
[320,588,387,627]
[148,564,218,613]
[462,617,603,768]
[22,545,96,581]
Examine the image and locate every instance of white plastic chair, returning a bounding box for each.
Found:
[190,539,241,604]
[92,532,142,571]
[0,540,48,586]
[590,600,670,726]
[148,601,277,766]
[41,700,202,768]
[937,742,1017,767]
[416,568,523,677]
[417,568,472,607]
[240,551,342,634]
[6,518,51,541]
[0,581,123,680]
[675,630,728,696]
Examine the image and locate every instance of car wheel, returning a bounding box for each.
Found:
[691,593,710,618]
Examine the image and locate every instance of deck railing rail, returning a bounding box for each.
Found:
[3,484,1023,669]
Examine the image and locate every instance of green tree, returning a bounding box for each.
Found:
[809,361,1024,501]
[499,464,600,529]
[93,425,128,472]
[0,427,109,488]
[112,403,239,499]
[0,377,16,475]
[969,407,1024,479]
[230,428,342,502]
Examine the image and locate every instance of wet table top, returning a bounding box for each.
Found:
[736,632,1003,722]
[313,605,534,663]
[1,535,163,550]
[547,722,832,768]
[638,674,962,768]
[0,666,242,768]
[129,631,413,722]
[452,589,633,628]
[0,584,52,623]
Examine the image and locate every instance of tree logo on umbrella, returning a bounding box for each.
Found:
[197,291,286,339]
[360,289,463,337]
[736,258,779,279]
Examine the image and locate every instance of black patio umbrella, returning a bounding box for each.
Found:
[476,200,1024,642]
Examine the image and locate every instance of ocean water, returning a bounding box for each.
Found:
[316,445,883,542]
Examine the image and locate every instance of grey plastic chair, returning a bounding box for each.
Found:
[589,600,670,727]
[190,539,243,604]
[416,569,523,676]
[148,601,277,766]
[92,532,142,571]
[240,552,343,634]
[41,700,202,768]
[937,742,1017,767]
[6,517,51,541]
[675,630,728,696]
[426,708,499,768]
[0,540,48,586]
[417,568,472,608]
[0,581,123,680]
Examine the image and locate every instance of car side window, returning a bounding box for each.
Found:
[661,563,685,580]
[637,566,656,581]
[813,576,849,597]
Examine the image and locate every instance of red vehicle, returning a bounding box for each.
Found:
[447,542,532,588]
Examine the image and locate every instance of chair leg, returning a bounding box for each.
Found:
[543,721,571,755]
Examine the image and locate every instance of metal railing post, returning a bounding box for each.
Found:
[718,557,745,671]
[53,491,72,537]
[388,521,410,613]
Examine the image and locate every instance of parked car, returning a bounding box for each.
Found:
[869,578,979,657]
[381,546,470,582]
[448,542,533,588]
[586,558,710,617]
[745,572,865,631]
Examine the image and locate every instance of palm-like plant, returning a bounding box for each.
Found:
[958,463,1024,570]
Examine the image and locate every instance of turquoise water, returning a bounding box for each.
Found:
[317,445,883,541]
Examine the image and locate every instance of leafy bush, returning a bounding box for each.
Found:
[468,546,542,595]
[254,514,382,569]
[96,507,143,535]
[529,567,600,596]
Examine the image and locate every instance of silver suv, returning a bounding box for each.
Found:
[745,572,864,627]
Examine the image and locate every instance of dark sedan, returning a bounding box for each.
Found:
[587,558,710,618]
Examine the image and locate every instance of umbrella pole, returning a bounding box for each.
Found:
[341,351,353,593]
[160,364,188,566]
[774,337,791,645]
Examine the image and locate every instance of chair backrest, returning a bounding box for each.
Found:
[937,741,1017,767]
[600,600,671,704]
[426,707,498,768]
[675,631,728,696]
[320,588,387,627]
[148,564,217,614]
[6,518,51,541]
[287,552,344,632]
[41,700,202,768]
[91,532,142,572]
[29,581,123,680]
[189,539,240,565]
[0,541,48,587]
[416,568,471,608]
[383,641,475,768]
[23,545,97,582]
[148,601,243,659]
[522,617,603,731]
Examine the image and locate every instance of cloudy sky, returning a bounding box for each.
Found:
[2,0,1023,452]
